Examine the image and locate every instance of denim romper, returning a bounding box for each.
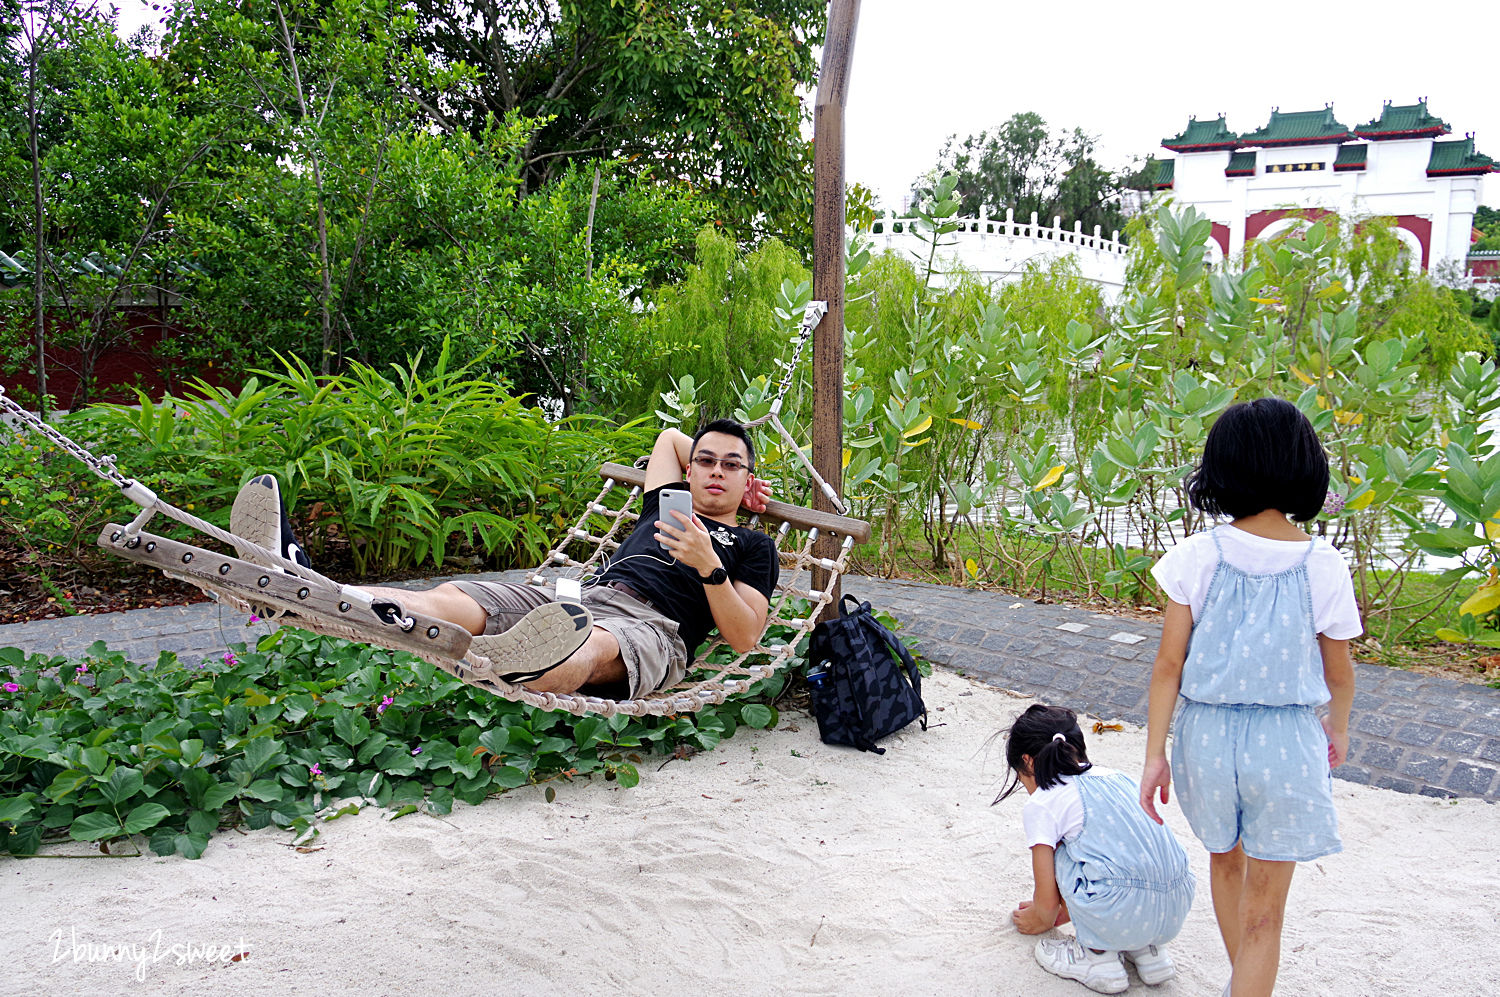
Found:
[1054,770,1196,952]
[1171,527,1342,862]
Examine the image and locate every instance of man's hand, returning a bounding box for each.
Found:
[655,511,722,576]
[741,473,771,514]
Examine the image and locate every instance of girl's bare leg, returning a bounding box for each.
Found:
[1209,844,1248,962]
[1229,858,1296,997]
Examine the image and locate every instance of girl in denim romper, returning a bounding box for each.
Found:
[1141,399,1360,997]
[1000,705,1196,993]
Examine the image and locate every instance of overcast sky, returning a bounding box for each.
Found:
[112,0,1497,210]
[842,0,1496,211]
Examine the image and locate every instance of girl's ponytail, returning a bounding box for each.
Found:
[1031,725,1091,792]
[993,704,1093,803]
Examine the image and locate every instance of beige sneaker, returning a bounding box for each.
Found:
[470,602,594,685]
[229,474,310,619]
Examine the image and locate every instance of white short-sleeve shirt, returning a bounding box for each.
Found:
[1022,769,1117,850]
[1151,525,1362,640]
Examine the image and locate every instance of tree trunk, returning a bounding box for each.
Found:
[810,0,860,620]
[27,6,48,417]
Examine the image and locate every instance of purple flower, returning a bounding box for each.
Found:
[309,763,323,776]
[377,694,394,715]
[1322,490,1346,516]
[248,614,261,624]
[411,747,422,756]
[222,650,238,667]
[2,681,19,693]
[76,662,89,674]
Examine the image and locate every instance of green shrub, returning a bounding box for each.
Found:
[77,340,654,575]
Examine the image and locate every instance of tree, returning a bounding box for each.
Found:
[164,0,481,374]
[407,0,825,243]
[1475,205,1500,252]
[0,3,230,409]
[909,112,1139,235]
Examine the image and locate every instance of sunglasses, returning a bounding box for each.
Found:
[691,455,750,474]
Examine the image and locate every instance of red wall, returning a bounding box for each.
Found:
[1242,209,1433,270]
[1393,215,1433,269]
[1210,223,1231,260]
[1243,207,1333,242]
[1,306,238,409]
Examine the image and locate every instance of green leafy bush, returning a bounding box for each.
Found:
[0,631,789,859]
[74,340,654,575]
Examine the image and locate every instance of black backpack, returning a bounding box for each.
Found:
[806,596,927,754]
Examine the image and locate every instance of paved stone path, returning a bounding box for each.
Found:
[3,572,1498,803]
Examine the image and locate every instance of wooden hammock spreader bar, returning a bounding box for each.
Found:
[593,462,871,542]
[97,524,473,661]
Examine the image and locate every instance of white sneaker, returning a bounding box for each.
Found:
[1034,937,1129,994]
[1123,943,1177,985]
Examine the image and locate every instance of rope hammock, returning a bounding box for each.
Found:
[0,303,870,717]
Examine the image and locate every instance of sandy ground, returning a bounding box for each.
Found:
[3,669,1497,997]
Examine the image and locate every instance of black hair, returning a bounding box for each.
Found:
[691,418,756,470]
[1184,397,1328,522]
[992,704,1092,804]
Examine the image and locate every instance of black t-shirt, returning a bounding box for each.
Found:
[597,485,780,657]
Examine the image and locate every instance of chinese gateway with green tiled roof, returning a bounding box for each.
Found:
[1151,100,1494,280]
[1236,107,1352,148]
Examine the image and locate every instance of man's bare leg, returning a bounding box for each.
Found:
[360,582,488,635]
[524,629,627,693]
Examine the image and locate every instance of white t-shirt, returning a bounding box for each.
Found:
[1151,525,1363,640]
[1022,769,1110,849]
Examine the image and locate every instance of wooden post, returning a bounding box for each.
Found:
[811,0,860,619]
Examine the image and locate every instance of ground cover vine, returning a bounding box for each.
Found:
[0,628,793,859]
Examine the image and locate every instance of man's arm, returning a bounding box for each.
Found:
[706,578,771,654]
[644,428,693,492]
[654,514,773,653]
[643,427,771,511]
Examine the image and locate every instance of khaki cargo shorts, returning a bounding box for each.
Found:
[449,580,689,698]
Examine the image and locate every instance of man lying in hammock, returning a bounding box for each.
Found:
[236,420,778,700]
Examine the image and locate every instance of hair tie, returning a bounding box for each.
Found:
[1051,732,1065,742]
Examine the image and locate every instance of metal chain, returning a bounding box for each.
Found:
[0,385,132,489]
[767,300,828,410]
[0,385,328,579]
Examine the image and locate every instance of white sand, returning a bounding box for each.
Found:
[3,670,1498,997]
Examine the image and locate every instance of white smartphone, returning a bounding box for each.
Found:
[657,488,695,555]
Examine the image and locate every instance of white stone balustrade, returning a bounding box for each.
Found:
[855,209,1130,301]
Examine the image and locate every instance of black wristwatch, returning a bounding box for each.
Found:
[699,566,729,586]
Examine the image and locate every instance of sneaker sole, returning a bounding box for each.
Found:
[1124,946,1176,985]
[470,602,594,685]
[230,474,294,620]
[230,475,283,564]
